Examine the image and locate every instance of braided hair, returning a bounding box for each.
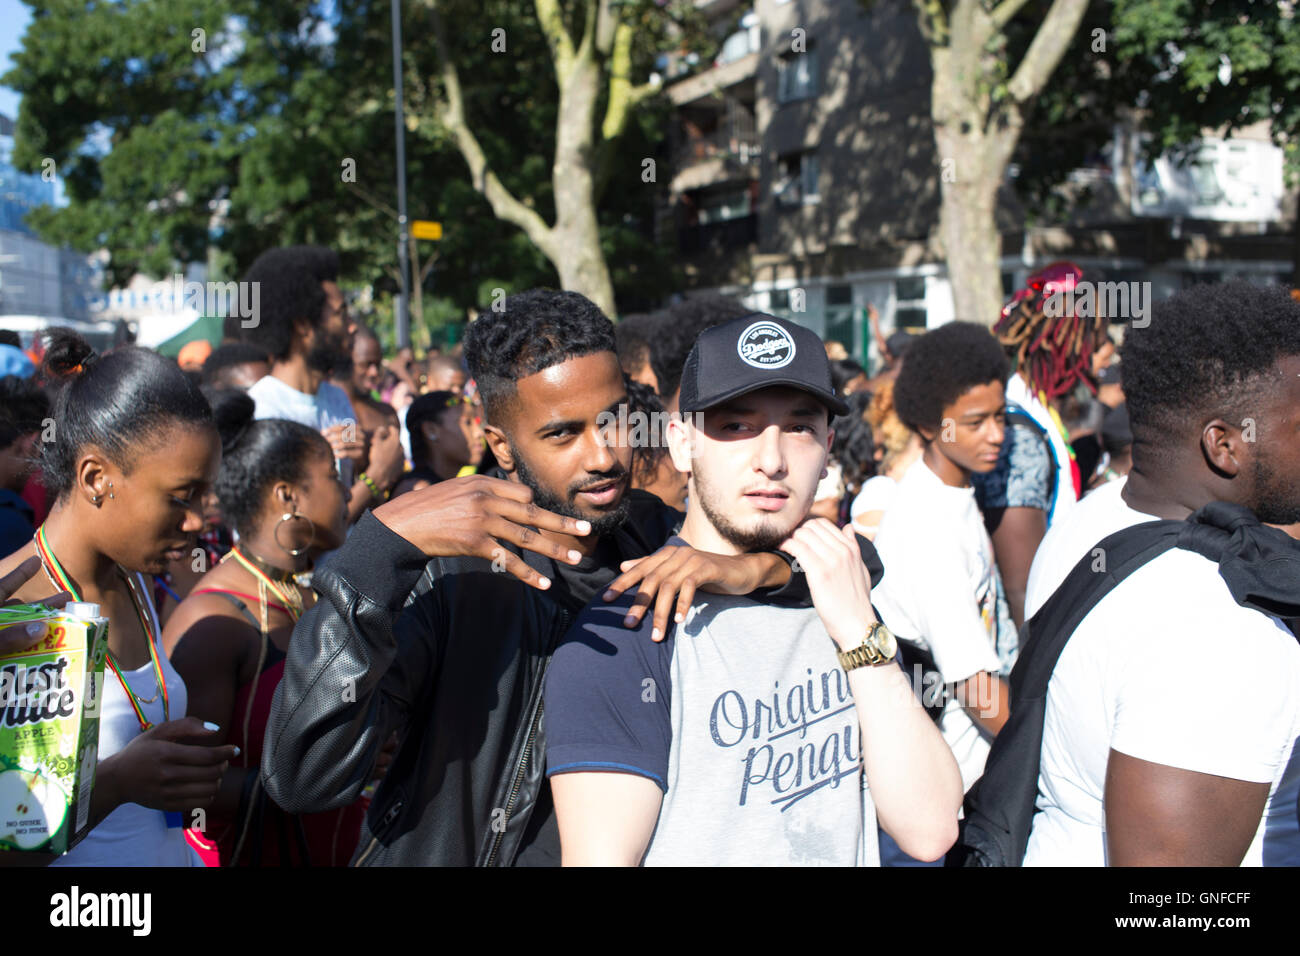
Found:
[993,262,1108,402]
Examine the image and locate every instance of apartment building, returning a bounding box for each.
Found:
[660,0,1296,369]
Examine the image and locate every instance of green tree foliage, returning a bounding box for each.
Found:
[4,0,676,321]
[1013,0,1300,214]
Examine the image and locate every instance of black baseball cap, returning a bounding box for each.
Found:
[678,312,849,416]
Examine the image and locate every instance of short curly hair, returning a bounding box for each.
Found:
[893,321,1009,434]
[239,245,340,361]
[462,288,615,425]
[615,312,660,379]
[652,294,753,399]
[1121,281,1300,448]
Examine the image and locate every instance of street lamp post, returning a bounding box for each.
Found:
[391,0,411,350]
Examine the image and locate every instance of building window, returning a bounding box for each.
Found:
[769,289,790,311]
[895,276,925,302]
[826,284,852,306]
[773,151,819,207]
[895,276,927,329]
[777,49,818,104]
[696,188,753,225]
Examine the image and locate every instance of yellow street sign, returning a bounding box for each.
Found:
[411,220,443,240]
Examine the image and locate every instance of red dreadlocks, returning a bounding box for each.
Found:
[992,261,1109,402]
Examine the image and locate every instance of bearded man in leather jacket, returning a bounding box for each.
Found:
[261,289,814,865]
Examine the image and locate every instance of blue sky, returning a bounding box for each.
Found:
[0,0,30,122]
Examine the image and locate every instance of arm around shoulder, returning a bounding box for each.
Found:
[260,512,440,813]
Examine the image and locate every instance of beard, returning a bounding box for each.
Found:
[307,329,351,377]
[691,458,800,552]
[511,445,630,537]
[1249,449,1300,526]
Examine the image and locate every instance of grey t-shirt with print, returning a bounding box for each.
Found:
[545,549,880,866]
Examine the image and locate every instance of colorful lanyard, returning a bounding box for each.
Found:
[1037,389,1084,499]
[34,525,169,731]
[228,548,303,622]
[1035,389,1077,462]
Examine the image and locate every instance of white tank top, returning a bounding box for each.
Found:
[52,572,197,866]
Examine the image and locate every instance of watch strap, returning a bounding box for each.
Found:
[837,622,894,672]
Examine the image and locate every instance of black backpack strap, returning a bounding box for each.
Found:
[951,516,1184,866]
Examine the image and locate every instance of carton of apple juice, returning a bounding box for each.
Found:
[0,601,109,854]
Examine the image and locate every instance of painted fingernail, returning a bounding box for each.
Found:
[202,721,220,732]
[568,550,581,563]
[577,521,591,533]
[26,623,44,637]
[675,613,684,623]
[538,577,551,589]
[232,746,241,757]
[652,627,661,641]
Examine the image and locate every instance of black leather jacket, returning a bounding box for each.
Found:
[261,490,811,866]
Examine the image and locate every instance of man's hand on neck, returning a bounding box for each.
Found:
[676,512,744,559]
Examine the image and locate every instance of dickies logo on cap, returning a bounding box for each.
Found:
[736,320,796,370]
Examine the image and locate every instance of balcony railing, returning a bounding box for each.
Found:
[677,214,758,255]
[675,125,760,169]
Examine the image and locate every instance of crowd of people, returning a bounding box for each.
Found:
[0,247,1297,868]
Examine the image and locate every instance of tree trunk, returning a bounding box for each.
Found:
[936,149,1005,324]
[931,27,1011,326]
[923,0,1090,326]
[551,56,618,318]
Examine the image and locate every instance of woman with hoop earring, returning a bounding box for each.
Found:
[164,390,382,866]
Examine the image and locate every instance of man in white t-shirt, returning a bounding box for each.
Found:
[1023,477,1134,620]
[872,322,1014,795]
[241,246,403,523]
[1021,280,1300,866]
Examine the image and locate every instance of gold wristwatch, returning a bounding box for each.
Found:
[837,621,899,671]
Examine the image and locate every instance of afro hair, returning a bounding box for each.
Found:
[1121,280,1300,446]
[893,321,1009,434]
[462,288,614,424]
[239,245,340,361]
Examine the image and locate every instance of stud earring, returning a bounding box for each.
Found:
[107,481,115,499]
[90,493,102,505]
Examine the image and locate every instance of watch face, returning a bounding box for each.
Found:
[873,624,898,659]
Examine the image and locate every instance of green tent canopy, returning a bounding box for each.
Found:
[152,314,225,359]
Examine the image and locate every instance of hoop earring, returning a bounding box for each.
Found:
[273,510,316,558]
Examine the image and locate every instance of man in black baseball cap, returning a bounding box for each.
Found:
[544,311,961,865]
